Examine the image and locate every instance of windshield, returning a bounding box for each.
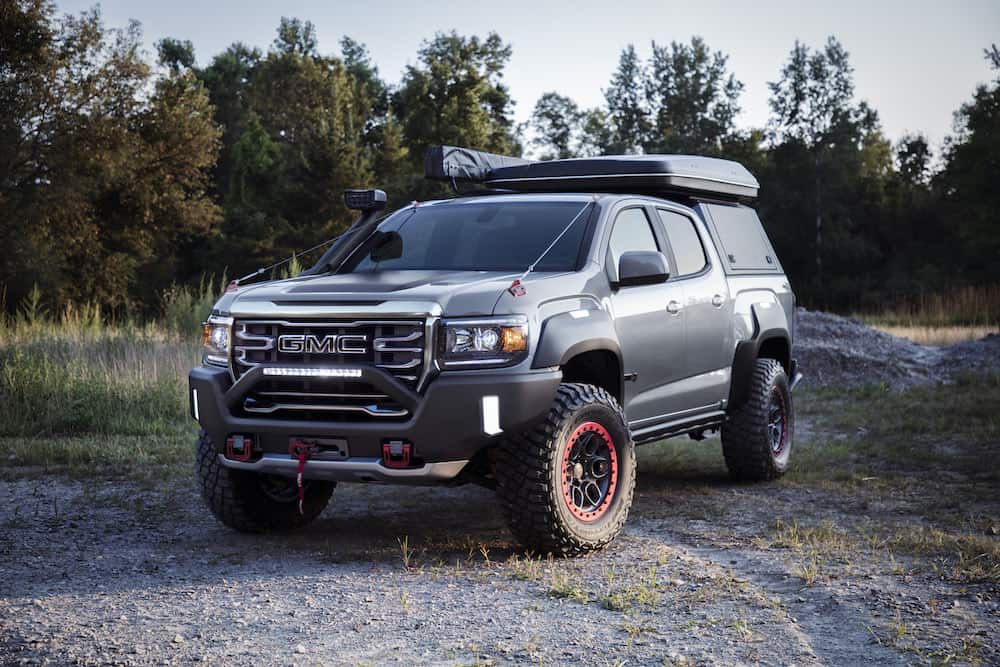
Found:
[344,200,592,273]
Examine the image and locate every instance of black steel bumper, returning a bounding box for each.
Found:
[188,364,562,465]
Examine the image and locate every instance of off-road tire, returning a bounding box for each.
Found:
[496,383,636,555]
[722,358,793,481]
[196,430,335,532]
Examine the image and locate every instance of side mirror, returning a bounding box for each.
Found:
[370,231,403,262]
[617,251,671,287]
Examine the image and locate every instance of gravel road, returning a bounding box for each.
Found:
[0,468,905,666]
[2,441,997,666]
[2,317,998,665]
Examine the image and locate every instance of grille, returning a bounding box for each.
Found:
[232,319,425,419]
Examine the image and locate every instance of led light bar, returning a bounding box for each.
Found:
[261,367,364,378]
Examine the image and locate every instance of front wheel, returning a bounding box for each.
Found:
[496,383,636,555]
[196,430,335,532]
[722,358,793,481]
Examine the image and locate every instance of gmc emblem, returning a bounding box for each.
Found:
[277,334,368,355]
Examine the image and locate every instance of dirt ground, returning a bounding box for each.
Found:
[2,409,997,666]
[1,315,998,666]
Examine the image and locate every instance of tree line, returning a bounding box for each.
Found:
[2,0,998,316]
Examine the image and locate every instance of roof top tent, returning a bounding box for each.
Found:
[423,145,759,201]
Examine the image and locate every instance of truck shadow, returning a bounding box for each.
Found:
[240,460,737,564]
[0,462,747,602]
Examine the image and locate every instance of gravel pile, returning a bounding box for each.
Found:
[795,307,1000,389]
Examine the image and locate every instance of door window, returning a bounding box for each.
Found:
[608,208,659,271]
[658,209,707,277]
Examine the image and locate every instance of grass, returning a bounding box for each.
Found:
[855,284,1000,345]
[854,284,1000,328]
[632,374,1000,591]
[546,569,590,603]
[0,284,212,470]
[869,324,997,346]
[796,372,1000,478]
[780,375,1000,584]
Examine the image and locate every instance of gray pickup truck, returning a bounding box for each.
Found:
[189,146,800,554]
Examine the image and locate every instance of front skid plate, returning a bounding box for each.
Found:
[218,453,468,485]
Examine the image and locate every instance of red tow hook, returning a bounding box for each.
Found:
[289,440,318,515]
[382,440,412,469]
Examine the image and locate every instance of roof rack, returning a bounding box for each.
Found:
[424,146,759,200]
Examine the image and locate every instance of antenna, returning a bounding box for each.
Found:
[507,196,597,297]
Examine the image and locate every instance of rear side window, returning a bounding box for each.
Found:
[657,209,707,276]
[704,204,778,272]
[608,208,659,269]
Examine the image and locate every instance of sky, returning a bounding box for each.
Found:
[58,0,999,151]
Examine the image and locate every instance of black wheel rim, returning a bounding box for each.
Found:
[768,388,788,457]
[561,422,619,522]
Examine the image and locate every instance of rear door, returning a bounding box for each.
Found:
[605,205,689,424]
[656,207,734,408]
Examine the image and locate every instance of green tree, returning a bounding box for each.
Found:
[644,37,743,155]
[934,45,1000,281]
[395,31,519,163]
[199,43,262,205]
[0,2,221,310]
[767,37,875,290]
[156,37,195,72]
[895,133,932,186]
[274,17,317,56]
[201,19,376,276]
[578,108,614,156]
[530,92,582,159]
[341,36,388,117]
[604,45,648,154]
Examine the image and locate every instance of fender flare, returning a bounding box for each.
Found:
[728,303,791,409]
[532,310,623,395]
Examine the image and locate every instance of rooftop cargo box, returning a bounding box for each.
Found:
[485,155,759,200]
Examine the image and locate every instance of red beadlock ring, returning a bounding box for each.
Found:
[560,421,619,522]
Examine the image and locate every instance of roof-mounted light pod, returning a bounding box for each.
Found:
[344,189,387,212]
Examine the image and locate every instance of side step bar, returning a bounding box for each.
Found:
[630,410,727,445]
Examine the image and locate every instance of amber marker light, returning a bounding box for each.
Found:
[501,325,528,353]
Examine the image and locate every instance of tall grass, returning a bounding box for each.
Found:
[0,282,215,439]
[855,285,1000,327]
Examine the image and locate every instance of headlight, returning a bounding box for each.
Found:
[201,315,233,367]
[438,316,529,369]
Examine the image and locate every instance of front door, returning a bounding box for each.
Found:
[606,206,688,425]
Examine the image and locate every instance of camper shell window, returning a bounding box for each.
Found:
[700,203,781,274]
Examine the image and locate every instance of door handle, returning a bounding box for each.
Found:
[666,300,682,315]
[712,294,725,308]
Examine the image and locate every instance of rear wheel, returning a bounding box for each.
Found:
[196,431,335,532]
[722,358,793,481]
[496,383,636,555]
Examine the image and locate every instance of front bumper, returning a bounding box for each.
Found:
[188,364,562,481]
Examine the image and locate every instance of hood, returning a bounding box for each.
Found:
[217,269,529,318]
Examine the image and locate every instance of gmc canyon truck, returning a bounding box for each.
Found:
[189,146,801,554]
